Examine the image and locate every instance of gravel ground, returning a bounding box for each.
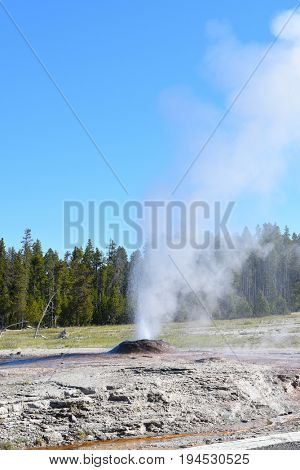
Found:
[257,442,300,449]
[0,348,300,449]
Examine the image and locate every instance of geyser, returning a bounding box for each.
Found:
[129,8,300,341]
[109,339,174,355]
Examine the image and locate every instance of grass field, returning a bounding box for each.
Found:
[1,312,300,351]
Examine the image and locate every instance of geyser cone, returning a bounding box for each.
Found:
[109,339,174,355]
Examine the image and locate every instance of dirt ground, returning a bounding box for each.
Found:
[0,347,300,449]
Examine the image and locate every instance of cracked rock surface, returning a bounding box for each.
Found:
[0,351,299,449]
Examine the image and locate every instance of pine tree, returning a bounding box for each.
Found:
[92,247,105,324]
[56,253,72,326]
[101,241,128,324]
[105,285,125,324]
[0,239,10,327]
[20,228,33,321]
[44,248,60,327]
[9,251,28,325]
[254,289,270,317]
[67,247,94,326]
[25,240,46,325]
[292,281,300,311]
[273,294,289,315]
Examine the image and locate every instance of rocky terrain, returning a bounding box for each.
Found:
[0,349,300,449]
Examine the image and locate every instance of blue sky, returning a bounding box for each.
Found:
[0,0,299,253]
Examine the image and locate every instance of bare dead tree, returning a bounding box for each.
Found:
[0,321,30,338]
[34,293,56,338]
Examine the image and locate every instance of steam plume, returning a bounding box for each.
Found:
[132,9,300,339]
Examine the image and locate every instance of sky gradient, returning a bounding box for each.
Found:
[0,0,299,252]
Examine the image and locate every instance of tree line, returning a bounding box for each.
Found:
[0,229,139,328]
[0,224,300,328]
[216,223,300,319]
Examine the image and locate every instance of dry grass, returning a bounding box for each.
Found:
[0,324,135,350]
[1,312,300,351]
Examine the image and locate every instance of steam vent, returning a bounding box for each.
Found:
[109,339,174,355]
